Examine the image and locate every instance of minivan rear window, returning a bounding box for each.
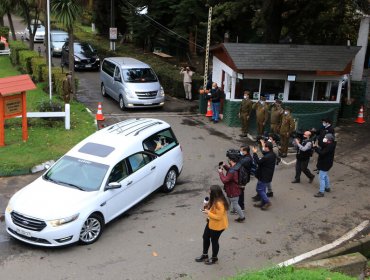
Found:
[123,68,158,83]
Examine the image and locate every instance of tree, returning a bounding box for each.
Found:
[51,0,81,97]
[0,0,16,40]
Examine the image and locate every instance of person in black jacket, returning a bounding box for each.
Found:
[313,133,336,197]
[251,140,277,210]
[291,130,315,184]
[317,118,335,147]
[208,82,222,123]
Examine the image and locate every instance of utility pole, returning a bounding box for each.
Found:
[110,0,116,51]
[203,6,212,89]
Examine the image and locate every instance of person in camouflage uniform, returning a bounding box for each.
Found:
[238,90,254,137]
[269,99,283,134]
[279,107,296,157]
[253,95,269,136]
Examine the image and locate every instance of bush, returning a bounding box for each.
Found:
[0,26,10,41]
[9,40,29,65]
[36,100,64,124]
[18,50,39,74]
[42,67,78,100]
[0,41,5,50]
[31,57,47,82]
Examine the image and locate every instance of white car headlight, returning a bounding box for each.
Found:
[5,204,12,213]
[159,87,165,97]
[49,213,79,227]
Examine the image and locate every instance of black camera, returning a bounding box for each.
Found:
[256,135,269,143]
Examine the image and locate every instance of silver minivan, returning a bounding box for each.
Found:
[100,57,165,110]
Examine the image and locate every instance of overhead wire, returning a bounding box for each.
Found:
[125,0,205,50]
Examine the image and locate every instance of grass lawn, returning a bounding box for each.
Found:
[0,56,96,176]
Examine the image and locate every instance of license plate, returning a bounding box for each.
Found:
[15,227,31,237]
[144,102,152,105]
[85,64,92,68]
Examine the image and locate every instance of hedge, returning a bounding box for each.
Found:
[18,50,39,74]
[9,40,29,65]
[0,42,5,50]
[31,57,47,82]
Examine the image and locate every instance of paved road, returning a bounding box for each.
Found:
[1,115,370,280]
[2,15,370,280]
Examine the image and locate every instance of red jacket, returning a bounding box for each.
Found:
[219,166,240,198]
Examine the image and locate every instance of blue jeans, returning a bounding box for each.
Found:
[319,170,330,193]
[256,181,270,205]
[212,102,220,121]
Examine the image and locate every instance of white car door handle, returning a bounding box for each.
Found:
[151,166,156,170]
[127,181,133,186]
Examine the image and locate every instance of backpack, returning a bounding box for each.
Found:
[238,164,249,186]
[238,155,254,186]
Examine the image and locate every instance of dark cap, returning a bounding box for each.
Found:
[264,141,273,150]
[322,118,332,124]
[324,133,334,141]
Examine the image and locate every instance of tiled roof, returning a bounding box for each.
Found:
[0,75,36,96]
[212,43,361,72]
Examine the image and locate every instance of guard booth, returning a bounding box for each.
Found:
[0,75,36,146]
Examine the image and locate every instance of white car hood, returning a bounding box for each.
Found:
[11,177,96,220]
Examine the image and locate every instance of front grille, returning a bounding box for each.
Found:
[8,228,51,244]
[11,211,47,232]
[136,91,158,100]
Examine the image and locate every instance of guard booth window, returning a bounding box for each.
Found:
[288,81,313,101]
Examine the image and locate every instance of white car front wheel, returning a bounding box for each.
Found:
[79,213,104,245]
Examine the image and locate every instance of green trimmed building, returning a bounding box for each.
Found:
[210,43,362,133]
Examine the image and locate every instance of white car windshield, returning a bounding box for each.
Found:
[43,155,109,191]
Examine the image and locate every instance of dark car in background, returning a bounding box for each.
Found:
[61,42,100,71]
[50,30,68,56]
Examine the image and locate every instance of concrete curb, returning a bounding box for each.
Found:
[278,220,370,278]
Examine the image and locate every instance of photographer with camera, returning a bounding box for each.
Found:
[218,155,245,222]
[291,130,315,184]
[180,66,194,100]
[252,140,277,210]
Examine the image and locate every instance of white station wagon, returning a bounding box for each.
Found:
[5,118,183,247]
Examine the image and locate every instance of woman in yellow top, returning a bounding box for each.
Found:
[195,185,229,265]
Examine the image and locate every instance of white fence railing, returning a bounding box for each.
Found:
[18,104,70,130]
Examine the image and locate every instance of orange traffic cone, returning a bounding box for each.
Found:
[205,100,213,117]
[96,102,105,121]
[354,106,365,124]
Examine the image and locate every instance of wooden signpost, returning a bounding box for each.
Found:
[0,75,36,146]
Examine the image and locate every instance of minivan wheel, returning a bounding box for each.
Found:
[79,213,104,245]
[101,84,107,97]
[162,168,177,193]
[119,95,125,110]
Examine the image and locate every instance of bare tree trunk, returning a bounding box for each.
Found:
[68,28,76,98]
[0,14,4,26]
[262,0,284,43]
[7,13,16,40]
[43,0,50,65]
